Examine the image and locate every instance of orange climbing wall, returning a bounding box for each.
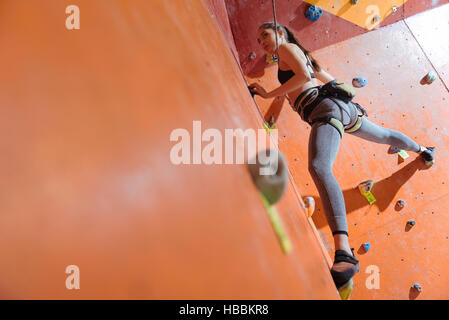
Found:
[0,0,339,299]
[249,4,449,299]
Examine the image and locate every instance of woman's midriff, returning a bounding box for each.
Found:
[287,79,319,107]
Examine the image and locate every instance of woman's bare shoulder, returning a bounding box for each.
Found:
[278,43,306,61]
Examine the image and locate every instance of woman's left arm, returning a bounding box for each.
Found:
[249,44,311,99]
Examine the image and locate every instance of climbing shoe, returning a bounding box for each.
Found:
[420,147,435,166]
[331,249,360,291]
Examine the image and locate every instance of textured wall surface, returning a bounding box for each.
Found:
[0,0,338,299]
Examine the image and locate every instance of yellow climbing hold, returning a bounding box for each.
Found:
[338,279,354,300]
[362,191,377,205]
[398,150,409,159]
[263,122,273,134]
[263,116,276,134]
[358,180,376,205]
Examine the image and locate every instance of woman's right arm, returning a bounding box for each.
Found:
[315,68,335,84]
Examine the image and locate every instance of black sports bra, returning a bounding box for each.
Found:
[277,56,316,84]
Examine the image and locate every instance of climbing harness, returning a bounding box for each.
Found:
[293,81,367,138]
[321,80,356,103]
[270,1,366,138]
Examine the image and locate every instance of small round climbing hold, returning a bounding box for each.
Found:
[407,219,416,227]
[249,52,256,60]
[425,71,437,83]
[249,86,256,98]
[352,77,367,88]
[396,199,406,209]
[358,180,374,193]
[362,242,371,252]
[412,283,422,292]
[303,197,315,218]
[266,54,278,64]
[305,5,323,22]
[392,6,398,13]
[389,146,401,153]
[373,14,380,23]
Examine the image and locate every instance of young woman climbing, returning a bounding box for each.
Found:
[249,22,435,292]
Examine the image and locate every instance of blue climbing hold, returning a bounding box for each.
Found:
[363,242,370,252]
[305,5,322,22]
[412,283,422,292]
[407,219,416,227]
[425,71,437,83]
[352,77,367,88]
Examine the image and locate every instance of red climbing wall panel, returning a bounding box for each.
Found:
[225,0,449,75]
[0,0,338,299]
[205,0,240,63]
[248,4,449,299]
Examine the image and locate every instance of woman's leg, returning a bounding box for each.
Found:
[348,117,421,152]
[308,122,352,255]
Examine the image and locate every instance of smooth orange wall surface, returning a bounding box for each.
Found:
[249,4,449,299]
[0,0,339,299]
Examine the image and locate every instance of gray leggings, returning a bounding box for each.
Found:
[306,98,420,235]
